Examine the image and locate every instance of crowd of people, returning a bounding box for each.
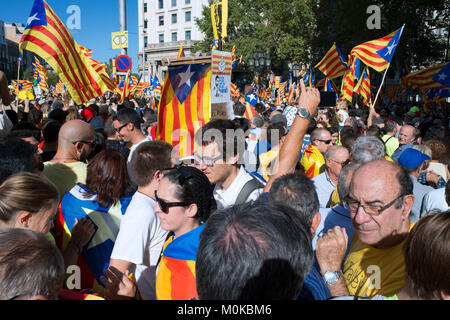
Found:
[0,69,449,301]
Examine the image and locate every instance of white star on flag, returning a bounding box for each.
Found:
[249,94,256,102]
[27,12,40,27]
[385,41,397,56]
[177,65,195,89]
[437,73,447,81]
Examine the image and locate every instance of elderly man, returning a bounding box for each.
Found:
[316,160,415,298]
[301,128,333,178]
[391,125,419,163]
[312,145,350,208]
[42,119,95,198]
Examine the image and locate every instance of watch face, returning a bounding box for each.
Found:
[298,108,309,118]
[324,271,339,284]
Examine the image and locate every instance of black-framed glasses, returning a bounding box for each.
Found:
[193,152,222,167]
[344,194,404,216]
[154,190,192,214]
[114,122,129,133]
[72,140,96,148]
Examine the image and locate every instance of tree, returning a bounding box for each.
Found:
[194,0,317,69]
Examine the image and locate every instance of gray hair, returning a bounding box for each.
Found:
[338,162,362,202]
[324,145,349,161]
[351,135,385,163]
[251,115,264,128]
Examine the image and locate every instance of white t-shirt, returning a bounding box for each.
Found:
[111,191,168,300]
[421,187,450,217]
[127,136,152,184]
[213,166,263,209]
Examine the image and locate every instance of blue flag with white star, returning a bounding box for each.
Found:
[432,63,450,88]
[169,64,210,104]
[376,25,404,64]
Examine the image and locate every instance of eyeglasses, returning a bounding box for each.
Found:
[154,190,192,214]
[193,152,222,167]
[114,122,128,133]
[344,194,404,216]
[330,159,350,167]
[318,139,333,145]
[72,140,96,148]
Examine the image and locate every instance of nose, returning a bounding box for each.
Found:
[353,205,372,225]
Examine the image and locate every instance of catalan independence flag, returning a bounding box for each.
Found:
[245,93,258,119]
[177,44,185,57]
[33,57,49,92]
[118,72,132,104]
[157,64,211,157]
[315,43,349,79]
[350,25,404,72]
[54,184,133,292]
[20,0,108,104]
[354,66,371,106]
[403,62,450,90]
[156,224,204,300]
[341,57,361,102]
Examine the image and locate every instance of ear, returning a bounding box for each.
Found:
[185,203,198,219]
[401,194,415,220]
[16,211,33,229]
[74,141,83,153]
[310,211,321,238]
[227,153,239,165]
[153,170,163,181]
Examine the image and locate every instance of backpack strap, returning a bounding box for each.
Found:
[235,177,264,205]
[383,136,393,145]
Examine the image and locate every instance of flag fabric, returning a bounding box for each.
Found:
[288,83,295,104]
[12,80,34,93]
[245,93,258,119]
[354,66,371,106]
[118,72,131,104]
[231,45,236,68]
[341,57,361,102]
[20,0,108,104]
[403,62,450,90]
[258,87,266,100]
[153,74,163,96]
[350,26,404,72]
[324,78,334,92]
[54,80,64,94]
[308,67,315,87]
[315,43,349,79]
[156,224,204,300]
[230,82,237,97]
[33,57,49,92]
[177,44,185,58]
[54,184,132,292]
[400,63,410,91]
[157,64,211,157]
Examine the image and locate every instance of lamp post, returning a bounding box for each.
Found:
[248,48,271,88]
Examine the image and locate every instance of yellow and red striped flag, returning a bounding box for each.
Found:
[315,43,349,79]
[230,82,238,97]
[33,57,49,92]
[244,93,257,120]
[118,72,132,104]
[341,57,361,102]
[177,44,185,57]
[354,66,371,106]
[350,26,404,73]
[12,80,34,93]
[403,62,450,90]
[20,0,108,105]
[157,64,211,157]
[54,79,64,94]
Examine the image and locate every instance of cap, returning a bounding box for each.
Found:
[399,148,431,169]
[81,106,95,122]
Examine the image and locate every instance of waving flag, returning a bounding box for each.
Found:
[315,43,349,79]
[118,72,131,104]
[20,0,108,104]
[177,44,185,57]
[354,66,371,106]
[153,74,163,96]
[12,80,34,93]
[341,57,361,102]
[157,64,211,157]
[54,184,132,292]
[245,93,258,119]
[231,45,237,68]
[33,57,49,92]
[403,62,450,90]
[156,225,204,300]
[350,26,404,72]
[230,82,239,97]
[324,78,335,92]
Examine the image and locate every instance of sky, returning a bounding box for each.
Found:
[1,0,139,72]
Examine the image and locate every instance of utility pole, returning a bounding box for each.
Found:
[119,0,127,56]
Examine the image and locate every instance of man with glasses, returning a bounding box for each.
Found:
[112,108,151,184]
[193,119,264,209]
[301,128,333,178]
[42,119,95,199]
[312,145,350,208]
[315,160,415,298]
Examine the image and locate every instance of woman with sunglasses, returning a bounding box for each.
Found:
[99,165,216,300]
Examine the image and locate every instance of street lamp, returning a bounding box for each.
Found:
[248,48,271,86]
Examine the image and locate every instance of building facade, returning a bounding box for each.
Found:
[137,0,209,82]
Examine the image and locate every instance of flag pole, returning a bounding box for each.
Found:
[16,55,21,104]
[370,24,405,109]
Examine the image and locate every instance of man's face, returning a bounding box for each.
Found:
[326,149,349,179]
[313,130,333,154]
[113,119,130,142]
[194,142,234,185]
[398,125,415,145]
[348,167,408,247]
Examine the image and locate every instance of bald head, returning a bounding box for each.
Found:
[352,160,403,194]
[58,120,94,148]
[398,125,418,145]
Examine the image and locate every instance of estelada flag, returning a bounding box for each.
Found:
[315,43,349,79]
[20,0,108,104]
[157,63,211,157]
[245,93,258,120]
[403,62,450,90]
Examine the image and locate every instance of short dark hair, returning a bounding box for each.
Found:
[28,108,43,127]
[266,122,287,148]
[129,141,173,187]
[403,210,450,299]
[0,228,65,300]
[113,107,142,129]
[233,102,246,117]
[0,138,39,184]
[162,166,216,223]
[42,120,61,143]
[269,173,319,229]
[196,201,313,300]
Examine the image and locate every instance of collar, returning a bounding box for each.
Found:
[214,166,253,205]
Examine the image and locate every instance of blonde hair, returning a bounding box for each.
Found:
[0,172,59,224]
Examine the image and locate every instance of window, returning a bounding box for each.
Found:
[159,16,164,26]
[159,34,164,43]
[185,0,190,4]
[185,11,191,22]
[144,36,148,47]
[171,32,177,42]
[185,30,191,40]
[171,13,177,24]
[171,0,176,7]
[158,0,163,9]
[144,2,147,13]
[144,19,148,29]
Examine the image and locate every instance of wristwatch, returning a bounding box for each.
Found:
[297,107,313,122]
[323,270,343,285]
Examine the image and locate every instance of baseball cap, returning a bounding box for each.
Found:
[398,148,430,169]
[81,106,95,122]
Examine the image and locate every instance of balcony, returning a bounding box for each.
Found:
[144,40,195,53]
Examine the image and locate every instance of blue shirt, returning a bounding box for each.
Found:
[297,258,331,300]
[312,171,336,208]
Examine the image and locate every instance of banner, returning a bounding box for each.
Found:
[211,0,228,41]
[211,50,232,104]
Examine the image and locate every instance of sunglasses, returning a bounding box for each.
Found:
[318,139,332,144]
[154,190,192,214]
[114,122,128,133]
[72,140,96,148]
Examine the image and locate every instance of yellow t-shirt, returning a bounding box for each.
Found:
[42,161,87,199]
[343,223,414,298]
